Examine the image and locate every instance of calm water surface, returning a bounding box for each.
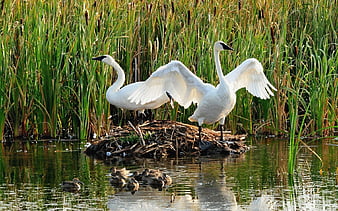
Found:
[0,137,336,210]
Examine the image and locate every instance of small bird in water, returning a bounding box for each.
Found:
[162,173,172,186]
[149,177,165,191]
[126,177,140,195]
[143,168,163,178]
[109,167,173,193]
[110,174,127,189]
[110,169,129,189]
[61,178,84,192]
[110,167,130,178]
[141,168,172,191]
[141,168,161,184]
[131,171,143,182]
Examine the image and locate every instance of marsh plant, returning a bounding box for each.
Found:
[0,0,336,147]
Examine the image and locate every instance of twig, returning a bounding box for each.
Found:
[128,121,145,146]
[299,139,323,168]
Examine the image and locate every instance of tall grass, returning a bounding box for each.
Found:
[0,0,336,141]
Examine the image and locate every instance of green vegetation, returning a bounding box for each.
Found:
[0,0,337,143]
[119,134,140,144]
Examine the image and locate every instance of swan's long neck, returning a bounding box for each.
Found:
[214,49,225,83]
[106,59,125,93]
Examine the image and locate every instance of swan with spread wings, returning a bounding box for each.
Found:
[128,41,276,147]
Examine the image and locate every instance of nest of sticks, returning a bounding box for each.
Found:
[84,120,249,159]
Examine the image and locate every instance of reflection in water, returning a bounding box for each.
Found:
[196,182,238,210]
[196,155,276,211]
[107,190,199,211]
[0,137,336,210]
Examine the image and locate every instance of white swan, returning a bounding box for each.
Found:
[92,55,171,115]
[128,41,276,144]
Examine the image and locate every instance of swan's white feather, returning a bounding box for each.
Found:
[224,58,277,99]
[92,55,170,113]
[129,60,214,108]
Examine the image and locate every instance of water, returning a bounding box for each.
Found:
[0,137,336,210]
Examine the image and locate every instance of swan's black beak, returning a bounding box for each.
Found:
[92,55,106,61]
[221,43,234,51]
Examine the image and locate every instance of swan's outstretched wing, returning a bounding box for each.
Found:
[224,58,277,99]
[128,60,214,108]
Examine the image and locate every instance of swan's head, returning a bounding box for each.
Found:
[214,41,233,52]
[92,55,115,65]
[72,178,84,185]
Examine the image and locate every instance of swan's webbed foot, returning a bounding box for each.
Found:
[198,140,213,151]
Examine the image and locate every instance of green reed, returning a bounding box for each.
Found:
[0,0,336,141]
[0,58,7,141]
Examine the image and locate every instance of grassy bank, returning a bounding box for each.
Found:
[0,0,337,140]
